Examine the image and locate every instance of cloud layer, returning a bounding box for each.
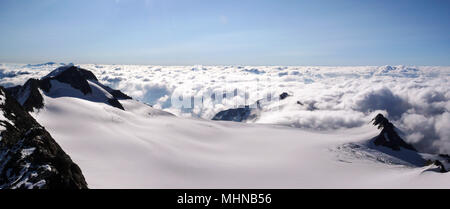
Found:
[1,63,449,154]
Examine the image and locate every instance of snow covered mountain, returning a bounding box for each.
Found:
[6,64,131,112]
[1,64,449,188]
[0,87,87,189]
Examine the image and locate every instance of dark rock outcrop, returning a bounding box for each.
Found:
[107,89,132,100]
[368,114,450,171]
[279,92,290,100]
[434,160,448,173]
[371,114,416,151]
[95,82,132,100]
[43,66,98,95]
[6,65,131,111]
[6,79,45,112]
[107,98,125,110]
[212,92,292,122]
[431,154,450,173]
[0,87,88,189]
[212,106,258,122]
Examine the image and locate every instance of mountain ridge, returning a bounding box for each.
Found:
[6,65,132,112]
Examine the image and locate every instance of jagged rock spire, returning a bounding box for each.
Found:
[371,114,416,151]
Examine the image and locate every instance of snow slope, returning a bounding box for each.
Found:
[30,94,450,188]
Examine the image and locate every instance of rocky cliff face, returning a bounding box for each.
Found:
[0,87,87,189]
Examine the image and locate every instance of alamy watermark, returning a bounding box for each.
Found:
[170,78,283,111]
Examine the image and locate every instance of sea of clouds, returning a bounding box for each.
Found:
[1,63,449,154]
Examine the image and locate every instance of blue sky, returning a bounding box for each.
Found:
[0,0,449,65]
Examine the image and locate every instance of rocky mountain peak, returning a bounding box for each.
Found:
[6,65,131,111]
[42,65,98,95]
[371,114,416,151]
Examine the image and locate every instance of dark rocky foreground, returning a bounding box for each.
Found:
[0,87,88,189]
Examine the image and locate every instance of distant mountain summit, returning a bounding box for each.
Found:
[6,65,132,112]
[0,87,87,189]
[24,62,59,68]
